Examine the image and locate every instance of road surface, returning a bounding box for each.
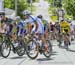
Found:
[0,40,75,65]
[0,0,75,65]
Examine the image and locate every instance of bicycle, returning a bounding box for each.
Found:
[58,31,70,50]
[25,33,52,59]
[0,33,4,53]
[0,33,26,58]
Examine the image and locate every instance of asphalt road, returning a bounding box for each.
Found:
[0,40,75,65]
[0,0,75,65]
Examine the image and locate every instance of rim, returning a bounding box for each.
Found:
[1,42,10,56]
[43,41,52,56]
[17,43,25,54]
[27,41,38,58]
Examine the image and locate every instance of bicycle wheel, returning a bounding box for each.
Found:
[1,39,11,58]
[0,35,3,44]
[26,40,38,59]
[16,37,26,56]
[43,40,52,58]
[58,40,62,47]
[0,35,3,49]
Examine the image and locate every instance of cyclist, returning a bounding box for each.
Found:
[37,15,49,40]
[49,22,55,40]
[69,23,74,41]
[17,19,26,36]
[22,10,47,49]
[55,21,60,41]
[73,24,75,40]
[59,19,71,49]
[0,12,13,34]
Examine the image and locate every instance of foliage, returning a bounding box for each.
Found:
[4,0,33,17]
[62,0,75,19]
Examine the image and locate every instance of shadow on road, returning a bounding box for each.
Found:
[0,53,5,60]
[58,46,66,49]
[36,57,54,61]
[68,49,75,52]
[52,51,58,56]
[9,56,26,59]
[36,51,58,61]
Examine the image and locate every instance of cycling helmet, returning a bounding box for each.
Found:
[0,12,5,16]
[16,16,21,21]
[37,15,43,19]
[55,20,59,23]
[67,20,71,23]
[60,19,64,22]
[50,22,52,24]
[22,10,31,16]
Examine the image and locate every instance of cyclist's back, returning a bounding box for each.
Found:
[42,19,48,31]
[59,20,70,34]
[50,22,55,32]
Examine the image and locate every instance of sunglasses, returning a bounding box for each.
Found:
[23,14,29,16]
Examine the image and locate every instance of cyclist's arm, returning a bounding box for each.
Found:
[68,26,71,33]
[34,21,38,32]
[26,23,32,33]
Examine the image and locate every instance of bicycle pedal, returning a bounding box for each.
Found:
[13,50,16,53]
[12,48,16,53]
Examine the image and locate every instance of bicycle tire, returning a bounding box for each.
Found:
[43,40,52,58]
[1,40,11,58]
[26,40,38,59]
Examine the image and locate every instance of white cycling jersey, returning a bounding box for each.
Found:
[24,15,44,34]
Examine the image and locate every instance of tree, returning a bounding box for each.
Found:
[49,0,62,7]
[4,0,28,17]
[62,0,75,19]
[27,0,36,3]
[4,0,12,8]
[17,0,28,17]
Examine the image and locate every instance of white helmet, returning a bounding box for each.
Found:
[22,10,31,15]
[16,16,20,20]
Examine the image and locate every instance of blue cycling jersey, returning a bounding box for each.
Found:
[17,20,25,28]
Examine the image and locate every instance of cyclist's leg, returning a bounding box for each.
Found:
[64,33,70,49]
[44,28,49,40]
[73,30,75,40]
[0,23,6,33]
